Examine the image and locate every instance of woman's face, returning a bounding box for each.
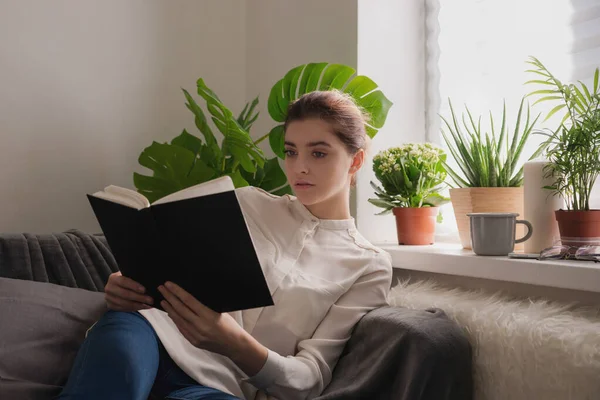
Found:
[283,118,363,212]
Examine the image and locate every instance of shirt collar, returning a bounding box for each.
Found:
[286,195,356,230]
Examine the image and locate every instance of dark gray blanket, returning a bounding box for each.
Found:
[0,230,472,400]
[317,307,472,400]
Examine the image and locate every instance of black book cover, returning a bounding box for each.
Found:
[87,190,273,313]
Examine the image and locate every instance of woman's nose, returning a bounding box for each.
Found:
[293,156,309,174]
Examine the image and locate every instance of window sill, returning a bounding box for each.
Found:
[377,242,600,294]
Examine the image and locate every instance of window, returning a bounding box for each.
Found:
[424,0,600,240]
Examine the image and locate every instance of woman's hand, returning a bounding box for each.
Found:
[104,271,154,312]
[158,282,268,376]
[158,282,244,356]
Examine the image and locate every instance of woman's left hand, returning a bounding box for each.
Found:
[158,282,245,357]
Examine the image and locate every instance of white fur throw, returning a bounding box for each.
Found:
[388,279,600,400]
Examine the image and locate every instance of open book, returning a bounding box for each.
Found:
[87,176,273,313]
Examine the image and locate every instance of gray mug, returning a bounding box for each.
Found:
[467,213,533,256]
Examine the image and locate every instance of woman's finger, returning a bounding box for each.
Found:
[105,297,124,312]
[106,292,152,311]
[161,300,202,346]
[114,274,146,294]
[108,284,153,305]
[163,282,214,317]
[158,285,199,325]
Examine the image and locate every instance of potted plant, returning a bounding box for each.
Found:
[441,98,544,249]
[134,63,392,202]
[526,57,600,246]
[369,143,450,245]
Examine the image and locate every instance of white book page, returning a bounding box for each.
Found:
[152,175,234,205]
[92,186,150,210]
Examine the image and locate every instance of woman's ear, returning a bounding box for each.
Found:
[350,149,365,174]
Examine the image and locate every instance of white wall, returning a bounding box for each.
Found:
[0,0,364,233]
[355,0,427,243]
[0,0,246,233]
[245,0,358,153]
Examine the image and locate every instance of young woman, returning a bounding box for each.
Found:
[58,90,393,400]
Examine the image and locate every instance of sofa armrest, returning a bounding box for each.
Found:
[0,230,117,291]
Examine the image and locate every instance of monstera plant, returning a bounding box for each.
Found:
[134,63,392,203]
[266,63,393,158]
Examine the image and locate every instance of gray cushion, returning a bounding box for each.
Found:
[0,277,107,400]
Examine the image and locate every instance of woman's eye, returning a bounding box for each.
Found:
[284,149,296,157]
[313,151,327,158]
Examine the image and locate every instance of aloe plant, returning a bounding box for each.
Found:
[441,98,543,188]
[264,63,393,158]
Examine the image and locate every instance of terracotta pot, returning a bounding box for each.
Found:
[449,187,524,250]
[555,210,600,247]
[392,207,439,245]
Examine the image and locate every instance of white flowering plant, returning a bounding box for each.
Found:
[369,143,450,215]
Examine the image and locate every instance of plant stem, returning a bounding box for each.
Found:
[254,132,270,145]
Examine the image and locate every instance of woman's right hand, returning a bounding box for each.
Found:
[104,271,154,312]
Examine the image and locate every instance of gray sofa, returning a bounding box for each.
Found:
[0,230,473,400]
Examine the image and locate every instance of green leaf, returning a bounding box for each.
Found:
[527,89,561,96]
[345,76,378,99]
[423,193,450,207]
[171,129,203,155]
[579,81,592,102]
[368,198,397,210]
[196,78,265,171]
[182,89,221,160]
[299,63,328,94]
[187,159,215,183]
[137,141,195,183]
[319,64,355,91]
[440,96,540,188]
[532,96,564,106]
[228,143,256,173]
[268,124,286,159]
[267,63,393,138]
[227,169,249,188]
[543,104,567,122]
[525,79,554,86]
[199,144,218,169]
[360,89,394,132]
[268,65,305,122]
[258,157,288,192]
[525,69,551,78]
[594,68,599,94]
[237,96,260,131]
[572,85,589,109]
[133,173,180,204]
[370,181,388,197]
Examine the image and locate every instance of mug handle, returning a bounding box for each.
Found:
[515,220,533,244]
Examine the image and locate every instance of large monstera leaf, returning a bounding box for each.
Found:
[134,131,216,203]
[267,63,393,158]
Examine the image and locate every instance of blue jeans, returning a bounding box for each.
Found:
[57,310,239,400]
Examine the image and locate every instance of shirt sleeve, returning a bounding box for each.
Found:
[243,253,393,400]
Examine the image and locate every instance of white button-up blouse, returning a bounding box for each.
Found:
[140,186,393,400]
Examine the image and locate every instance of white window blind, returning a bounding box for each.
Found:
[425,0,600,239]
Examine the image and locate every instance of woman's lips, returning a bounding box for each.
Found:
[294,183,314,190]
